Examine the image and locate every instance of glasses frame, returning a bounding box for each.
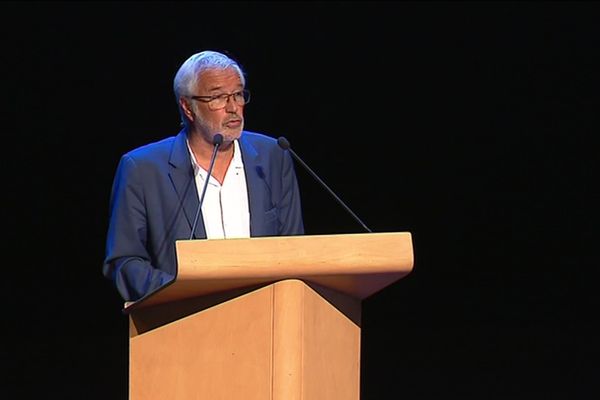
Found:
[188,89,251,110]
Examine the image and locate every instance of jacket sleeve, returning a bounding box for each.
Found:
[278,150,305,235]
[102,155,173,301]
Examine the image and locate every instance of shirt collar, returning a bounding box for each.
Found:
[186,138,242,174]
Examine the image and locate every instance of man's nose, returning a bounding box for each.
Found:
[224,94,238,112]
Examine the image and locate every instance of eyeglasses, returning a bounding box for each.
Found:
[189,89,251,110]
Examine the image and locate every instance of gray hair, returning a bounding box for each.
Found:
[173,50,246,128]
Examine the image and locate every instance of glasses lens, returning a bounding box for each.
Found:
[209,96,227,110]
[206,91,250,110]
[231,91,250,106]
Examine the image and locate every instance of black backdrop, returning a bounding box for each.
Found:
[3,2,597,399]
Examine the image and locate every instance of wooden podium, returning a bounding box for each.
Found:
[124,232,414,400]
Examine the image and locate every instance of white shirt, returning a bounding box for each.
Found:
[188,139,250,239]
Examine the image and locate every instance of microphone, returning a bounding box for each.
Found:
[189,133,224,239]
[277,136,372,233]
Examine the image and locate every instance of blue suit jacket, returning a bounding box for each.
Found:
[103,130,304,301]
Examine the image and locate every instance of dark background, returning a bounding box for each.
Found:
[3,1,597,399]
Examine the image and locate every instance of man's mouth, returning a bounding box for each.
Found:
[225,119,242,128]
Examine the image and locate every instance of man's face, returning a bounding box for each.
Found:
[188,67,245,144]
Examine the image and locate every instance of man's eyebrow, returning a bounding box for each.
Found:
[205,84,243,93]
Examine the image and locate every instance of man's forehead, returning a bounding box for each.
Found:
[198,68,242,90]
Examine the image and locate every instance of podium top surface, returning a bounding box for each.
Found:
[125,232,413,312]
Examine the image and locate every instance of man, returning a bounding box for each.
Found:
[103,50,304,302]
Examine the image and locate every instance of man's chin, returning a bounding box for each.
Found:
[222,129,243,143]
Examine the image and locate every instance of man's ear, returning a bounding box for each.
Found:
[179,97,194,120]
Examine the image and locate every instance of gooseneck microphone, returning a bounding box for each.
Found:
[277,136,372,233]
[189,133,224,239]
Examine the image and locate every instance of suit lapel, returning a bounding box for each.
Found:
[239,133,265,236]
[168,130,205,239]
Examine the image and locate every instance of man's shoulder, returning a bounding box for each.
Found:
[241,130,277,146]
[240,131,281,155]
[123,132,181,161]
